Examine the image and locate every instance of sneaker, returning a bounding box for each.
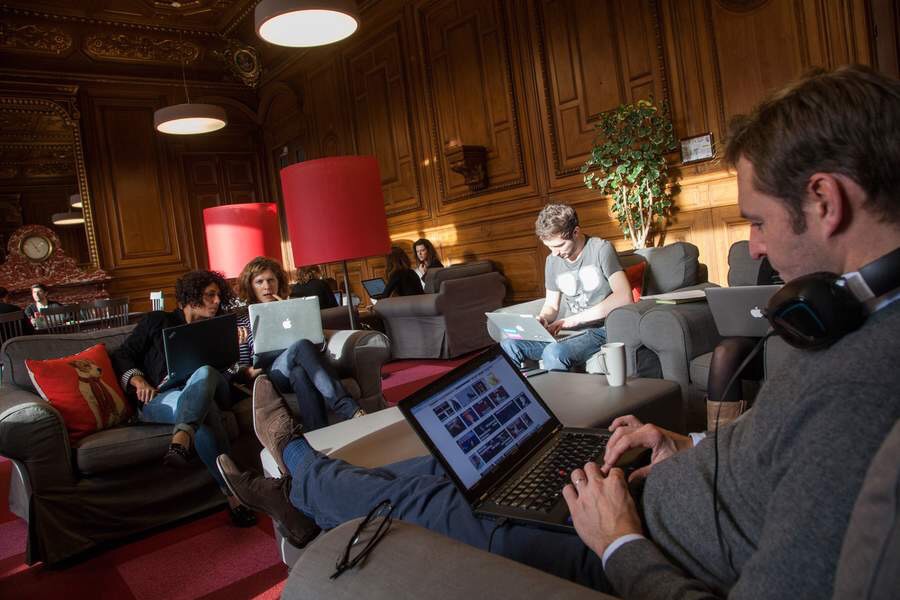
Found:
[253,375,302,476]
[217,454,320,547]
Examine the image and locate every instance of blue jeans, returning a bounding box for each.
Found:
[500,327,607,371]
[268,339,360,431]
[140,365,232,489]
[282,440,611,591]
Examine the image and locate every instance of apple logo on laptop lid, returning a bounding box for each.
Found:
[282,318,292,329]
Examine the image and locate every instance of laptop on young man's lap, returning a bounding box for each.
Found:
[248,296,324,368]
[159,313,239,391]
[399,346,639,531]
[485,312,587,344]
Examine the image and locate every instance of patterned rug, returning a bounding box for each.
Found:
[0,353,478,598]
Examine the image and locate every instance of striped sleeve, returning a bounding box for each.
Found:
[236,313,254,367]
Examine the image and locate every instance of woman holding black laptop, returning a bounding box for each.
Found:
[235,257,365,432]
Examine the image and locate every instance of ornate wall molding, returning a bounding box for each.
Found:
[214,39,261,87]
[83,34,201,64]
[0,6,221,38]
[0,22,72,55]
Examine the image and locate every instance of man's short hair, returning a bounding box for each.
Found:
[175,270,234,309]
[535,204,579,240]
[31,283,47,292]
[725,64,900,233]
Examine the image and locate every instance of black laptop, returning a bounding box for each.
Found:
[159,313,239,391]
[361,277,387,299]
[399,346,615,531]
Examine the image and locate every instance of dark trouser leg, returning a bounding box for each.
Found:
[707,337,762,401]
[281,439,611,591]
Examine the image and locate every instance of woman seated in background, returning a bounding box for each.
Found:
[705,257,783,429]
[413,238,443,284]
[112,270,256,527]
[380,246,425,299]
[290,265,338,309]
[236,257,364,431]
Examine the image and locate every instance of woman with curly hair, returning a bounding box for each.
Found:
[112,270,256,527]
[235,257,364,432]
[413,238,443,283]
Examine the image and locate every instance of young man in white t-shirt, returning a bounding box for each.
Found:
[500,204,633,371]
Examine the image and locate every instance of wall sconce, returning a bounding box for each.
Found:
[445,143,488,192]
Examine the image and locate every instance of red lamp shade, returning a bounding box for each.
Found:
[203,203,282,278]
[280,156,391,266]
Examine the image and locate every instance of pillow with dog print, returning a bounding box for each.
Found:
[25,343,133,443]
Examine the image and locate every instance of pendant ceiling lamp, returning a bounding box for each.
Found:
[69,193,82,208]
[52,211,85,226]
[255,0,359,47]
[154,35,227,135]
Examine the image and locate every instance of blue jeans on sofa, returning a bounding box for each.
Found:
[500,326,607,371]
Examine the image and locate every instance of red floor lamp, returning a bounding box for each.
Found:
[203,202,282,278]
[280,156,391,329]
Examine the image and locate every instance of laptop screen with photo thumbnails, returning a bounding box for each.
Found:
[406,352,553,490]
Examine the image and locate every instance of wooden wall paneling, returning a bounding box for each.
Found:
[345,20,426,219]
[533,0,668,185]
[710,203,750,286]
[418,0,527,205]
[306,59,355,158]
[870,0,900,76]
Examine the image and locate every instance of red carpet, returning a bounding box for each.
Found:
[0,354,478,598]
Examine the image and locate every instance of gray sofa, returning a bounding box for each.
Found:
[374,260,506,359]
[486,242,710,378]
[0,324,390,565]
[282,418,900,599]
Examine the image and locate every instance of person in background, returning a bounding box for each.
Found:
[236,257,364,433]
[290,265,338,309]
[704,257,784,429]
[111,270,256,528]
[24,283,62,323]
[413,238,444,285]
[380,246,424,299]
[500,203,633,371]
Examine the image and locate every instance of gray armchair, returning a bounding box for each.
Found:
[374,261,506,359]
[282,419,900,599]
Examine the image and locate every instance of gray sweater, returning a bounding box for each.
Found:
[606,299,900,599]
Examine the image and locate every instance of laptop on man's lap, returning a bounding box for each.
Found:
[159,313,239,391]
[399,347,637,531]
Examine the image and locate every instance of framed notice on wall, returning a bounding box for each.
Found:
[680,133,715,165]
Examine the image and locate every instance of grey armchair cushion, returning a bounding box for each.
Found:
[422,260,494,293]
[727,241,762,287]
[74,423,173,475]
[284,518,613,600]
[634,241,702,294]
[833,421,900,599]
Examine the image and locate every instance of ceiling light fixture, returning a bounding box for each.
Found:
[154,34,227,135]
[255,0,359,47]
[51,211,85,226]
[69,193,83,209]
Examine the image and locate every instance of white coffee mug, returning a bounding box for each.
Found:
[599,342,626,387]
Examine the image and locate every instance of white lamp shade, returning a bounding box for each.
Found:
[52,211,85,226]
[69,193,82,208]
[255,0,359,47]
[154,103,228,135]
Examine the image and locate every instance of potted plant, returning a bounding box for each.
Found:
[581,99,677,249]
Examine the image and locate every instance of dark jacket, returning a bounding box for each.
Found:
[24,301,62,319]
[382,269,424,298]
[112,309,187,391]
[290,279,338,309]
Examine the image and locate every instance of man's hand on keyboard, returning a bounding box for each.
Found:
[601,415,692,482]
[562,462,642,557]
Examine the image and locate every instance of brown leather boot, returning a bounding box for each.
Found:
[217,454,320,547]
[706,398,746,431]
[252,375,303,476]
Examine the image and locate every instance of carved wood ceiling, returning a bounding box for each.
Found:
[1,0,256,35]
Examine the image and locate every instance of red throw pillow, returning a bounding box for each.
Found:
[624,262,647,302]
[26,343,133,442]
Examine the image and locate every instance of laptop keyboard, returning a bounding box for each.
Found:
[494,432,608,513]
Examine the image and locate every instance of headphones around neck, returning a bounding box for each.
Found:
[765,246,900,349]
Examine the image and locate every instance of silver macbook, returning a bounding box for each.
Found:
[705,285,781,337]
[249,296,324,367]
[485,312,587,343]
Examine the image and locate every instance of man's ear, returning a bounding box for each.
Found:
[806,173,846,237]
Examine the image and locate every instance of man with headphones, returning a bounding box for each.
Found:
[567,65,900,597]
[214,65,900,598]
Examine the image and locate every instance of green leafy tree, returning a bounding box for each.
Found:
[581,99,677,248]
